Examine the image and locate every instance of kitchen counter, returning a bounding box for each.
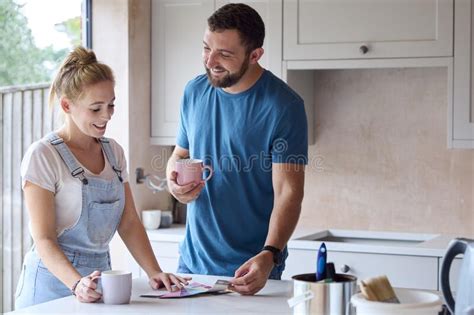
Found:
[140,225,458,291]
[288,228,457,257]
[147,224,186,242]
[146,224,456,257]
[283,227,460,290]
[7,274,293,314]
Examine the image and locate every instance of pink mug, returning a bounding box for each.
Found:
[175,159,213,185]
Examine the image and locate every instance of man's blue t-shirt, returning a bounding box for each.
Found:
[176,70,308,276]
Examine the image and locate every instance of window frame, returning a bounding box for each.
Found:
[82,0,92,48]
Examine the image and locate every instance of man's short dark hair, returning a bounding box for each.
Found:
[207,3,265,53]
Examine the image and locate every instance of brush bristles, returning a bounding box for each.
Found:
[360,280,378,301]
[360,275,400,303]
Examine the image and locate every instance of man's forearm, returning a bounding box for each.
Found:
[265,199,302,250]
[265,164,305,250]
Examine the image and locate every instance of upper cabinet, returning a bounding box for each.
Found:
[151,0,282,145]
[151,0,471,148]
[216,0,283,78]
[151,0,214,145]
[283,0,453,60]
[451,0,474,148]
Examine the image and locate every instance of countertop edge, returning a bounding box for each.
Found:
[146,225,455,257]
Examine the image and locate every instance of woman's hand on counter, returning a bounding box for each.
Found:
[148,272,192,292]
[73,270,102,303]
[229,251,274,295]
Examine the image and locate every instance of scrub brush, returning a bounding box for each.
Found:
[360,275,400,303]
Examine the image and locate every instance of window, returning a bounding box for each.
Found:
[0,0,91,312]
[0,0,91,87]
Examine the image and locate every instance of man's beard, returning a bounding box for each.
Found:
[205,58,249,88]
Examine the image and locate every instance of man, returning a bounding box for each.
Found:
[166,3,307,295]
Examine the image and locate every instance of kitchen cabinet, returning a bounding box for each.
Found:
[283,0,453,61]
[151,0,214,145]
[151,0,283,145]
[133,226,185,277]
[451,0,474,148]
[283,248,439,290]
[151,241,180,273]
[135,240,180,277]
[216,0,283,78]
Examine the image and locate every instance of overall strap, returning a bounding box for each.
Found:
[46,132,88,185]
[98,137,123,182]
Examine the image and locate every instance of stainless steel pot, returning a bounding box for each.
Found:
[290,273,357,315]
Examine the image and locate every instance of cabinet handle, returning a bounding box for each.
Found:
[340,264,351,273]
[359,45,369,54]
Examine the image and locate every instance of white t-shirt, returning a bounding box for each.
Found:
[21,135,129,236]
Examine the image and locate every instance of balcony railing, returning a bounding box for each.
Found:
[1,82,61,312]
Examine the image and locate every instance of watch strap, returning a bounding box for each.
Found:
[262,245,282,266]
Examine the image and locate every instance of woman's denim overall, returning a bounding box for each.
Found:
[15,133,125,309]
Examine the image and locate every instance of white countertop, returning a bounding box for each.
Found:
[8,274,293,314]
[147,224,186,242]
[146,224,456,257]
[288,227,457,257]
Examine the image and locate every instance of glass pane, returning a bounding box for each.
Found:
[0,0,84,87]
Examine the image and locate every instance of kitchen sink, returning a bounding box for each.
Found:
[296,229,438,247]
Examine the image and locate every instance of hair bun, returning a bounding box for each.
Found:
[69,46,97,67]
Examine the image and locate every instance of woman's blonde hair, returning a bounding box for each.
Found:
[49,46,115,108]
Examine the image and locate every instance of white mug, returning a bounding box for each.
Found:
[141,210,162,230]
[101,270,132,304]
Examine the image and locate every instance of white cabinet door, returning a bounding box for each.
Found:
[451,0,474,148]
[151,0,214,145]
[151,241,180,273]
[283,249,439,290]
[135,241,180,277]
[216,0,283,78]
[151,0,283,145]
[283,0,453,60]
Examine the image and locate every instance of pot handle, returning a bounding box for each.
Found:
[440,238,468,314]
[287,290,314,308]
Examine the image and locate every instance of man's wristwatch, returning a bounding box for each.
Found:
[262,245,283,266]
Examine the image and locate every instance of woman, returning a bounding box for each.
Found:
[15,46,189,309]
